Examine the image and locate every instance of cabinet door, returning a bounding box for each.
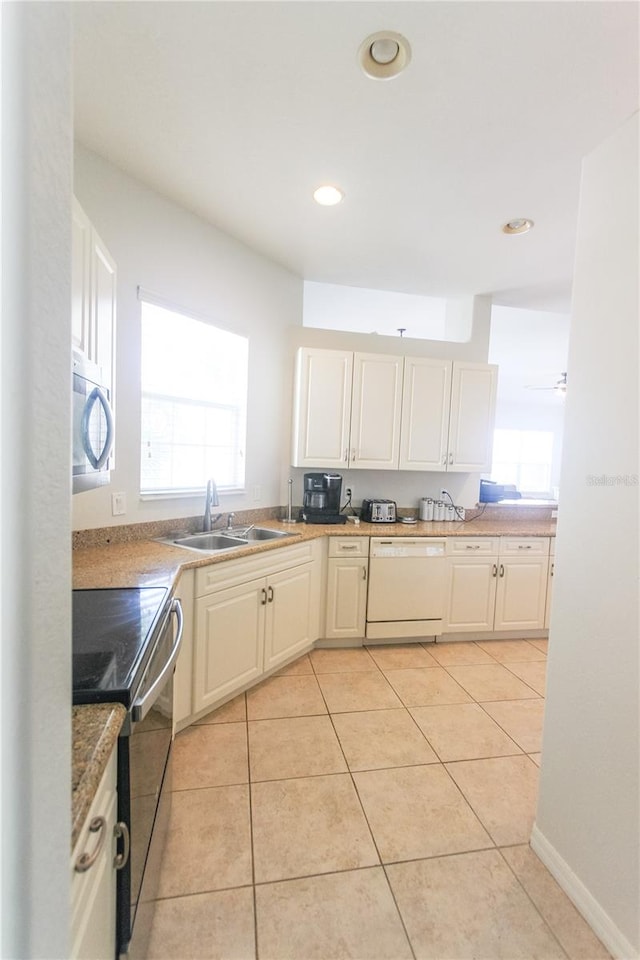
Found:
[544,559,554,630]
[325,558,368,640]
[193,579,265,713]
[444,557,498,632]
[350,353,403,469]
[291,348,352,468]
[447,362,498,472]
[71,751,117,960]
[494,557,549,631]
[91,231,117,400]
[399,357,451,471]
[72,199,93,360]
[263,563,315,671]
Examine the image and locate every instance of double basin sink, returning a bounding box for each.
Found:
[161,526,296,554]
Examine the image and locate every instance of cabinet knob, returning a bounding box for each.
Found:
[75,816,107,873]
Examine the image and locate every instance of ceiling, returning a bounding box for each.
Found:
[72,1,638,313]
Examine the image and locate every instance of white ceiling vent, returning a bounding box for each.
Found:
[359,31,411,80]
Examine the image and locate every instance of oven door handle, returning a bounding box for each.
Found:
[131,599,184,723]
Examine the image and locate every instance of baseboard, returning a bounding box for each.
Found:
[530,824,639,960]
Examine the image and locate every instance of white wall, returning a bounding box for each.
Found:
[1,4,72,956]
[72,145,303,531]
[533,112,639,958]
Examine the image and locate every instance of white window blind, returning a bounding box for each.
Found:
[140,297,248,496]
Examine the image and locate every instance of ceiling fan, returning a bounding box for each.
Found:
[525,372,568,396]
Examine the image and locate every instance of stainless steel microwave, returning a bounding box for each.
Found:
[72,352,114,494]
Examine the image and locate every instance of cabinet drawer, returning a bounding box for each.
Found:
[195,541,316,596]
[328,537,369,558]
[446,537,499,556]
[499,537,550,556]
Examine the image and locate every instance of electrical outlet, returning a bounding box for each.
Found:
[253,485,261,502]
[111,492,126,516]
[440,488,449,500]
[345,486,353,502]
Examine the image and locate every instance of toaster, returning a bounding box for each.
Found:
[361,499,397,523]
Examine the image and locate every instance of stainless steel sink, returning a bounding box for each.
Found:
[160,526,295,553]
[230,527,293,541]
[170,533,249,552]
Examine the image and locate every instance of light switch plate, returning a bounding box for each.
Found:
[111,492,126,516]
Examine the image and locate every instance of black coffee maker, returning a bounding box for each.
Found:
[301,473,347,524]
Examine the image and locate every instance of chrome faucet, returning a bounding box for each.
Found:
[226,512,235,530]
[203,478,220,531]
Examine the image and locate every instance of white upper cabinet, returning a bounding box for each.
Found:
[292,348,497,474]
[349,353,403,469]
[72,197,117,398]
[447,361,498,472]
[292,348,353,468]
[398,357,452,471]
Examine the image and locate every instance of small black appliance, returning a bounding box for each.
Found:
[301,472,347,524]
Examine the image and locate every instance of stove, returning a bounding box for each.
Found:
[72,585,183,959]
[72,586,170,706]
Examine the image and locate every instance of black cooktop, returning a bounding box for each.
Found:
[72,587,169,707]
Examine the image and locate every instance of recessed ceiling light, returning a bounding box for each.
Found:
[502,218,534,235]
[313,185,344,206]
[359,31,411,80]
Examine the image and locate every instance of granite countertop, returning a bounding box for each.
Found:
[72,703,126,850]
[72,516,556,590]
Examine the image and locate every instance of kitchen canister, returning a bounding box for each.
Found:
[445,504,456,521]
[419,497,434,521]
[434,500,446,521]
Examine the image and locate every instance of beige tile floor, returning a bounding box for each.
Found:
[147,639,611,960]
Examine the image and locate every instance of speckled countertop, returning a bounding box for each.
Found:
[72,703,126,850]
[72,516,556,590]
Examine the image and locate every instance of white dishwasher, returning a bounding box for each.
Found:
[366,537,446,640]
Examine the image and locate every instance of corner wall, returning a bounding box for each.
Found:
[533,112,639,957]
[1,4,72,956]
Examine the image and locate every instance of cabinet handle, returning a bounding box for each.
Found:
[517,544,533,550]
[362,565,367,581]
[448,453,454,465]
[492,564,497,577]
[344,448,348,462]
[340,545,358,551]
[351,448,356,461]
[75,816,107,873]
[499,564,504,577]
[550,562,555,577]
[465,544,480,551]
[442,453,447,465]
[261,587,267,605]
[267,585,274,603]
[113,821,130,871]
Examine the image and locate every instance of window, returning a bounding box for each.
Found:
[140,298,248,496]
[491,429,554,496]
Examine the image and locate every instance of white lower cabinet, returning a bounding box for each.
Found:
[71,750,118,960]
[444,537,550,634]
[191,542,321,716]
[325,538,369,640]
[545,542,555,630]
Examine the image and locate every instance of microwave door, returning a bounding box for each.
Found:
[81,386,114,469]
